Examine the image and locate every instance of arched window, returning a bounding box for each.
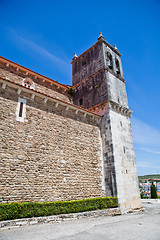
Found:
[106,52,113,70]
[115,58,121,75]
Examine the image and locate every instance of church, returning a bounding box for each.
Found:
[0,33,141,212]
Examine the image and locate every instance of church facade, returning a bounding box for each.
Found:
[0,33,141,212]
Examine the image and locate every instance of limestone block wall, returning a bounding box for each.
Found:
[0,86,104,203]
[109,110,141,211]
[106,72,128,108]
[100,111,117,197]
[0,66,71,103]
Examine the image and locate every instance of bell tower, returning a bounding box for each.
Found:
[71,33,141,212]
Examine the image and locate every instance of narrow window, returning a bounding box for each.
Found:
[115,58,121,75]
[79,98,83,106]
[82,58,86,66]
[16,98,26,122]
[123,146,125,153]
[19,102,23,117]
[107,52,113,70]
[120,121,122,127]
[118,97,120,103]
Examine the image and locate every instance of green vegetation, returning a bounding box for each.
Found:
[0,197,118,221]
[151,182,158,199]
[68,87,74,96]
[138,174,160,180]
[139,185,145,199]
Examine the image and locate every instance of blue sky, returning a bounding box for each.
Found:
[0,0,160,176]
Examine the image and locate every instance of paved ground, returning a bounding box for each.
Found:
[0,202,160,240]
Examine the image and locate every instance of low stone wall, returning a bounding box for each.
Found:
[0,208,121,230]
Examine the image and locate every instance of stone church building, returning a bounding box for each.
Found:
[0,33,141,212]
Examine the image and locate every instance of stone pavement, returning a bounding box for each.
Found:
[0,201,160,240]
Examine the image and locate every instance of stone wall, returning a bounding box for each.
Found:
[103,42,124,79]
[100,110,117,197]
[73,69,108,109]
[0,65,72,103]
[109,110,141,211]
[107,72,128,108]
[0,85,105,203]
[0,37,142,212]
[72,42,104,86]
[72,42,109,109]
[71,37,141,211]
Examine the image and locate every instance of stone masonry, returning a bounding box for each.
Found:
[71,33,141,212]
[0,85,104,203]
[0,33,141,212]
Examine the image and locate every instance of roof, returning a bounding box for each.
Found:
[0,55,69,91]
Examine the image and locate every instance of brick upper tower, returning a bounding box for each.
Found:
[71,33,141,212]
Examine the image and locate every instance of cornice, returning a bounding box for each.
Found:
[0,77,102,121]
[73,66,126,89]
[88,100,108,111]
[109,100,133,118]
[71,42,99,64]
[0,56,69,91]
[88,100,133,118]
[71,38,121,64]
[102,40,121,57]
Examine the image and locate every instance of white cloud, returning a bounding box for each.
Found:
[8,28,70,75]
[140,148,160,155]
[132,117,160,147]
[132,118,160,175]
[18,36,67,66]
